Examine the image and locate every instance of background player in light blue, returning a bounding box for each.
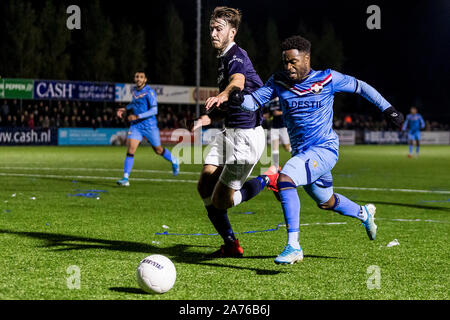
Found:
[402,106,425,158]
[116,71,179,186]
[234,35,404,264]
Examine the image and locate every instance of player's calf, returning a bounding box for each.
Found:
[197,165,222,199]
[211,182,235,210]
[317,193,377,240]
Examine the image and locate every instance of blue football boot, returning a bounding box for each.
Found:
[172,158,180,176]
[274,244,304,265]
[361,204,377,240]
[117,177,130,187]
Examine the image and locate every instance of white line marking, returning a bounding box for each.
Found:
[0,170,449,195]
[0,166,199,176]
[334,186,450,195]
[300,222,347,226]
[376,218,450,224]
[0,172,197,184]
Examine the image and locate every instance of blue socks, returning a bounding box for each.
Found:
[124,148,174,179]
[162,148,173,162]
[279,188,300,233]
[279,185,301,249]
[409,144,413,154]
[331,193,365,221]
[123,153,134,178]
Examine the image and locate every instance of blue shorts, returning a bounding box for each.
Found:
[281,143,339,204]
[408,131,421,141]
[128,122,161,147]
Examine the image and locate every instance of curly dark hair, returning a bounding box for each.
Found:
[280,35,311,54]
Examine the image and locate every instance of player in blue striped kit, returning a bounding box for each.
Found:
[116,71,179,186]
[402,107,425,158]
[232,36,404,264]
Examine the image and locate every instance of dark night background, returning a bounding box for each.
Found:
[0,0,449,122]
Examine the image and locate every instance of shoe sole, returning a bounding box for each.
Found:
[363,205,377,240]
[117,182,130,187]
[274,253,304,265]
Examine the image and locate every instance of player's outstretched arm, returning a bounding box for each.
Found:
[205,73,245,111]
[232,91,260,112]
[358,80,404,129]
[233,75,277,112]
[331,70,404,129]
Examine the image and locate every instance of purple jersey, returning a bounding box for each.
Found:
[217,43,263,128]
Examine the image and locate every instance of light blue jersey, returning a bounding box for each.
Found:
[242,69,392,155]
[126,84,160,146]
[402,113,425,133]
[240,68,384,256]
[402,112,425,154]
[127,85,158,127]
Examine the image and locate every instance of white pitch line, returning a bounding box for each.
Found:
[334,186,450,195]
[0,170,449,195]
[376,218,450,224]
[0,172,197,184]
[0,166,200,176]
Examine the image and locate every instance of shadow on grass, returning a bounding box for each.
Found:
[0,229,302,276]
[109,287,148,295]
[20,175,116,189]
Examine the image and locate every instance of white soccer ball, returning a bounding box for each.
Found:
[136,254,176,294]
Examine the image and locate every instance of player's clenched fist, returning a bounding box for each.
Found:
[128,114,138,121]
[205,93,228,111]
[116,108,126,119]
[383,106,404,129]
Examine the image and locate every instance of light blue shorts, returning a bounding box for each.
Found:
[281,144,339,204]
[408,131,421,141]
[128,122,161,147]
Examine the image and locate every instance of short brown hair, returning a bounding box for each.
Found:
[210,6,242,31]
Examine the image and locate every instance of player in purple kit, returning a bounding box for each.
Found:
[193,7,278,258]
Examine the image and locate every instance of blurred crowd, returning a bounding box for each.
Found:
[333,114,449,131]
[0,99,448,131]
[0,99,196,130]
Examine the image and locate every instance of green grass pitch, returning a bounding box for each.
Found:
[0,145,448,300]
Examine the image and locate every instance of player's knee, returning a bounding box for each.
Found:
[154,146,164,155]
[277,173,296,191]
[211,192,232,210]
[318,194,336,210]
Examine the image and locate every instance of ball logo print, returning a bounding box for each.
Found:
[136,255,176,294]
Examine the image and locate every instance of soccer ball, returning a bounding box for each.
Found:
[136,254,176,294]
